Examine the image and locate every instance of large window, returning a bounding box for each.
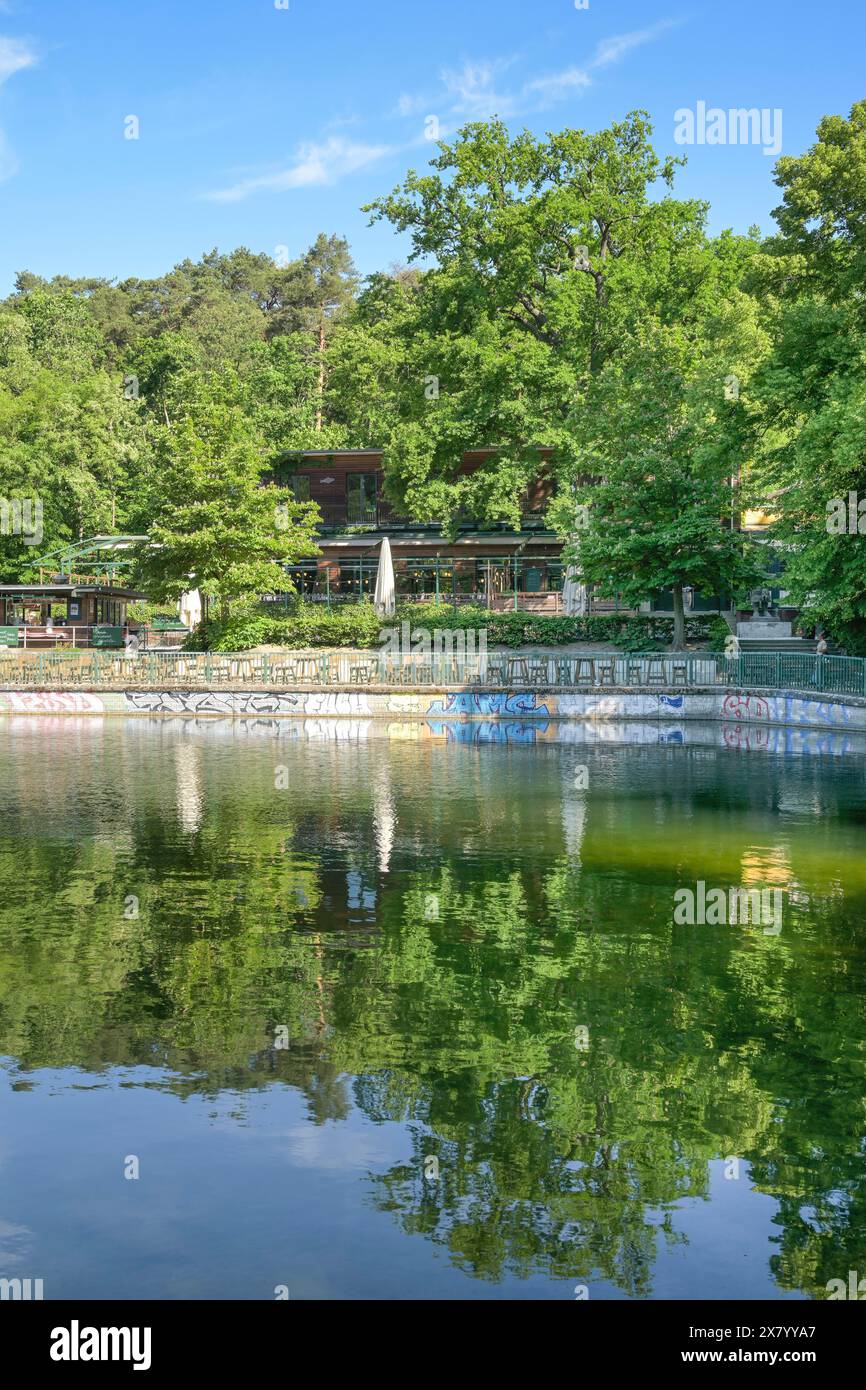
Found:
[339,558,378,596]
[346,473,378,526]
[291,476,311,502]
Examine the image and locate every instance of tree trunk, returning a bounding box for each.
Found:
[315,317,326,432]
[672,583,685,650]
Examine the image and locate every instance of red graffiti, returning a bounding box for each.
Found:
[723,693,770,722]
[0,692,104,715]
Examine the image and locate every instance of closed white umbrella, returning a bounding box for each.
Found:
[178,588,202,630]
[562,563,588,616]
[373,538,396,619]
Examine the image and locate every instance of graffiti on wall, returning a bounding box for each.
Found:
[783,696,852,728]
[425,691,550,719]
[722,693,772,722]
[0,691,106,715]
[123,690,374,717]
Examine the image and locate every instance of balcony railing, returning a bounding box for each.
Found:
[1,649,865,698]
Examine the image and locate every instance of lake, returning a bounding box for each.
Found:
[1,716,865,1300]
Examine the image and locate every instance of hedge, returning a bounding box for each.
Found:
[187,600,724,653]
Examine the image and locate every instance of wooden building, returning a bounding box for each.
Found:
[0,582,146,648]
[274,448,569,612]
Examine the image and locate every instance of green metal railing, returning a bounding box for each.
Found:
[1,648,865,695]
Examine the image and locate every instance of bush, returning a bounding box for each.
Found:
[396,604,720,650]
[707,617,734,652]
[186,600,722,652]
[186,600,382,652]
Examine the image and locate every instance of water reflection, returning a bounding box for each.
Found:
[0,718,865,1299]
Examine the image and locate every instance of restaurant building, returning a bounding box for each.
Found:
[275,448,573,612]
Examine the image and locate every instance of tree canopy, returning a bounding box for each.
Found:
[0,105,863,641]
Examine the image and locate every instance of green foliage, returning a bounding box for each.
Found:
[189,600,382,652]
[190,599,722,652]
[747,101,866,653]
[133,393,320,619]
[707,616,735,652]
[1,107,863,637]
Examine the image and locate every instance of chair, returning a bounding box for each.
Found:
[554,658,573,686]
[575,658,595,687]
[527,659,550,684]
[484,659,506,686]
[671,659,689,686]
[596,659,616,687]
[626,660,644,685]
[349,661,376,685]
[271,660,299,685]
[506,658,529,685]
[297,657,321,683]
[646,657,667,686]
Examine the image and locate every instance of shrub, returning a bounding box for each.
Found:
[707,617,734,652]
[186,600,382,652]
[186,600,722,652]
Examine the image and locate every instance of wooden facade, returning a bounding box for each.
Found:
[275,448,567,607]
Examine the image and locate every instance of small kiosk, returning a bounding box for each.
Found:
[0,581,147,648]
[0,536,149,649]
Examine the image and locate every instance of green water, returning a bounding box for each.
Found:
[1,717,865,1300]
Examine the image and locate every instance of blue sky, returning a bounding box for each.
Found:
[0,0,863,292]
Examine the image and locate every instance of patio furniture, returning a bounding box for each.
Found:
[575,659,595,687]
[671,659,689,686]
[295,657,322,683]
[527,659,550,684]
[270,659,299,684]
[349,660,377,685]
[483,659,507,686]
[554,658,573,685]
[646,657,667,686]
[506,658,530,685]
[626,660,644,685]
[596,659,616,686]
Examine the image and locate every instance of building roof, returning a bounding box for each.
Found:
[315,531,554,551]
[0,583,146,600]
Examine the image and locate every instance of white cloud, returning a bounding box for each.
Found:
[428,21,679,123]
[441,58,519,120]
[589,20,680,71]
[203,135,394,203]
[204,21,681,204]
[0,35,34,86]
[394,91,429,118]
[0,36,36,185]
[524,66,592,106]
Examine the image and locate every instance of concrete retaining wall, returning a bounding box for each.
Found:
[1,686,865,732]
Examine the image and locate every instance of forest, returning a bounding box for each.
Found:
[1,103,864,647]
